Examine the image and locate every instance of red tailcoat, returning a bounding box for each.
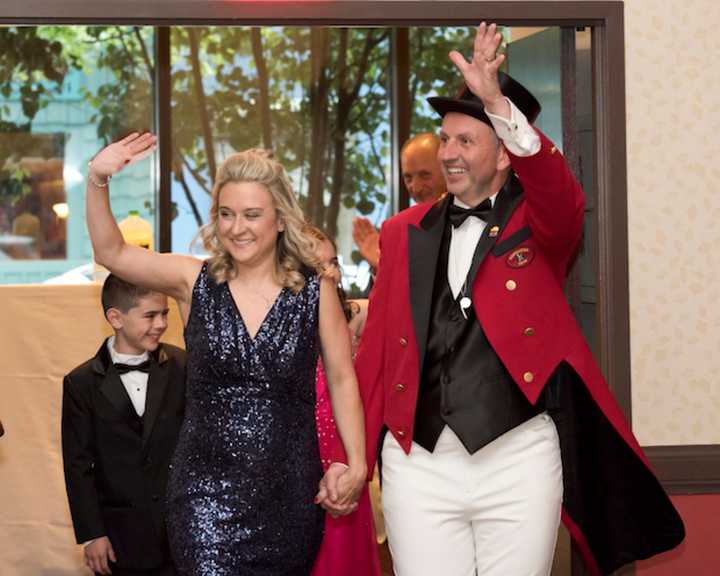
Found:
[345,131,684,574]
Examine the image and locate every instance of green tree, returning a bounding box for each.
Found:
[0,27,76,206]
[409,26,485,134]
[168,26,391,236]
[81,27,154,143]
[0,25,393,237]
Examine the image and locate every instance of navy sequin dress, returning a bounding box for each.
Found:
[167,263,324,575]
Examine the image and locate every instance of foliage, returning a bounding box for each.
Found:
[0,27,78,205]
[409,26,493,134]
[80,27,154,144]
[0,27,74,124]
[169,26,391,235]
[0,25,490,237]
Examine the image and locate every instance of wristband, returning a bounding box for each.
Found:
[87,161,111,188]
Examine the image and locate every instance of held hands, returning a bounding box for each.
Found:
[449,22,510,117]
[88,132,158,186]
[84,536,116,575]
[315,462,366,517]
[351,217,380,270]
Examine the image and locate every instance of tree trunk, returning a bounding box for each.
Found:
[250,28,273,151]
[188,28,217,185]
[132,26,154,82]
[306,28,331,227]
[326,29,349,238]
[172,153,203,226]
[326,30,381,237]
[410,28,425,112]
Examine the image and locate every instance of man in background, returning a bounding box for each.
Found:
[352,133,446,270]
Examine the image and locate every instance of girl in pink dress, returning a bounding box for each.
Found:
[310,228,381,576]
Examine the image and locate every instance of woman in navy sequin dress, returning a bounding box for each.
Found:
[85,134,368,575]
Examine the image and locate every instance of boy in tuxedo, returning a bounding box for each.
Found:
[62,274,186,575]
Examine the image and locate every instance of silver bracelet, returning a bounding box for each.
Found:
[87,161,111,188]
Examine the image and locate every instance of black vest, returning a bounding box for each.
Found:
[128,410,144,436]
[413,215,542,453]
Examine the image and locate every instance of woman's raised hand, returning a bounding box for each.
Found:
[88,132,158,181]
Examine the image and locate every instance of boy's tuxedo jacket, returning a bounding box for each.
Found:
[62,339,186,572]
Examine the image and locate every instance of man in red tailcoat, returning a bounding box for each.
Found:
[346,22,684,575]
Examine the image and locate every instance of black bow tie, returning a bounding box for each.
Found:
[449,199,493,228]
[114,360,151,375]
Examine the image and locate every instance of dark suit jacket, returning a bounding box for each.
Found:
[62,339,186,572]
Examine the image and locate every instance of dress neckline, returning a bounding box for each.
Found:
[225,281,286,343]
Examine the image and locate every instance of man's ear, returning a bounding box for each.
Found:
[496,144,511,172]
[106,307,124,330]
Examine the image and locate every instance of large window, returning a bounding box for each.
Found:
[0,26,155,283]
[0,5,632,575]
[0,24,594,307]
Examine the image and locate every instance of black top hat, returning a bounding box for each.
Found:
[427,71,541,126]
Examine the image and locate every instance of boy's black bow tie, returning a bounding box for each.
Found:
[449,199,493,228]
[114,360,151,375]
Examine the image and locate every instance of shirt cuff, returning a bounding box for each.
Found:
[485,97,541,157]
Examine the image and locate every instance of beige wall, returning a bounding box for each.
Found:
[0,284,185,575]
[625,0,720,444]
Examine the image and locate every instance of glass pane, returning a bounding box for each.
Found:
[170,26,392,295]
[0,26,156,284]
[410,26,567,148]
[409,26,478,136]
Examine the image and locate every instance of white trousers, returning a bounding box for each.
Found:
[381,413,563,576]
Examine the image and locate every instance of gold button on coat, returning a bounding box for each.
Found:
[396,430,406,438]
[523,327,535,336]
[505,280,517,291]
[523,371,534,383]
[399,337,408,347]
[395,383,406,392]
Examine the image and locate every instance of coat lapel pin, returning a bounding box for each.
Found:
[506,246,534,268]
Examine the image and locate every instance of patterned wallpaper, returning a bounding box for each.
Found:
[625,0,720,444]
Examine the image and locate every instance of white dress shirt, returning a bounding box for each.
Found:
[447,97,541,299]
[107,335,149,417]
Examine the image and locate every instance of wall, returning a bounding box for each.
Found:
[625,0,720,446]
[625,0,720,572]
[0,284,184,575]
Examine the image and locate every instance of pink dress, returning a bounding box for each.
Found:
[312,362,381,576]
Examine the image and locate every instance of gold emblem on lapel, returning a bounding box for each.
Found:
[506,246,534,268]
[488,225,500,238]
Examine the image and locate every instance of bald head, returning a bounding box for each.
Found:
[401,133,446,204]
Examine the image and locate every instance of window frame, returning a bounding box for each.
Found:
[1,0,631,439]
[2,1,642,571]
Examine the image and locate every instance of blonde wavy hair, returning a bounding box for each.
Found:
[199,149,321,292]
